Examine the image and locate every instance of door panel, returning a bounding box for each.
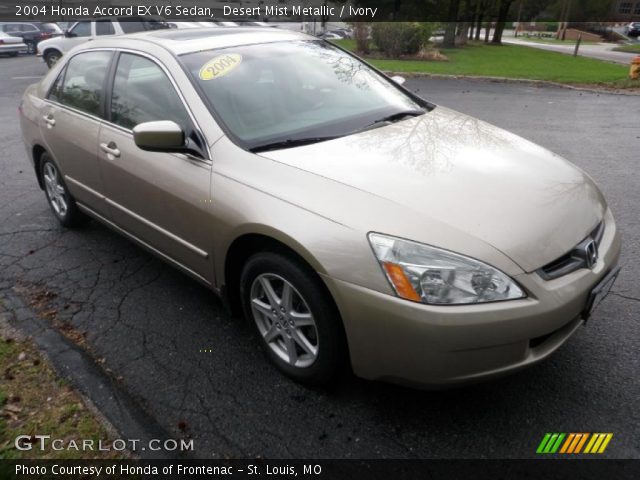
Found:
[98,124,213,281]
[40,50,112,217]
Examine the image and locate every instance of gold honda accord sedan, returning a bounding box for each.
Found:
[19,28,621,387]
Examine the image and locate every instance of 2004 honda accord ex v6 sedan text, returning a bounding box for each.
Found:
[19,28,621,388]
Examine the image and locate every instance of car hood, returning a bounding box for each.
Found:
[259,106,606,272]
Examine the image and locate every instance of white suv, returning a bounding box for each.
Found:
[38,17,170,68]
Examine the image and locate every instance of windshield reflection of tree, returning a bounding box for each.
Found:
[306,42,371,91]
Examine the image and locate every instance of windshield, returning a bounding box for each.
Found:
[181,40,425,150]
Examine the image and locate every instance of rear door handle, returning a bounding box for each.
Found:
[100,141,120,158]
[43,114,55,127]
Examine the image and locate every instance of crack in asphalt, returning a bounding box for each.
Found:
[610,291,640,303]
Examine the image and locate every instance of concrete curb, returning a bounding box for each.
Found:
[0,288,187,460]
[384,71,640,96]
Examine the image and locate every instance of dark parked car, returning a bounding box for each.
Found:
[0,22,63,54]
[626,22,640,38]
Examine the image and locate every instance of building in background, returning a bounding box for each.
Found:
[612,0,640,21]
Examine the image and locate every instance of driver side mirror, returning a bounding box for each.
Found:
[133,121,185,152]
[391,75,406,86]
[64,30,76,38]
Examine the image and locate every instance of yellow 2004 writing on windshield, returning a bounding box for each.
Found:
[199,54,242,81]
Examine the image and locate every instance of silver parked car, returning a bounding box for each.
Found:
[19,28,621,387]
[0,31,28,56]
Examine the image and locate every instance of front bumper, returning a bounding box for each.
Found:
[322,209,621,387]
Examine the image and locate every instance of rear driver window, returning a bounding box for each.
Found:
[95,20,115,36]
[47,66,66,103]
[110,53,189,130]
[119,21,147,34]
[59,51,112,116]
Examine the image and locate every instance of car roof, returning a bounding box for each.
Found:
[87,27,314,56]
[0,21,39,26]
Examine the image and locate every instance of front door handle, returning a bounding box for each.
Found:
[100,141,120,158]
[43,114,55,127]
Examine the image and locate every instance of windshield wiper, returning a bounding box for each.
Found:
[250,110,425,153]
[358,109,426,132]
[250,136,340,153]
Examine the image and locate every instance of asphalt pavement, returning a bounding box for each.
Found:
[0,55,639,459]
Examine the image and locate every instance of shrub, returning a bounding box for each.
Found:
[371,22,431,57]
[545,22,559,32]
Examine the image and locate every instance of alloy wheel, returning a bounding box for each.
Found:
[250,273,319,368]
[43,162,68,218]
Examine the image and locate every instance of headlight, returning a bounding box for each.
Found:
[368,233,525,305]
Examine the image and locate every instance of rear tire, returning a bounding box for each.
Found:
[240,251,347,386]
[44,50,61,68]
[39,153,87,228]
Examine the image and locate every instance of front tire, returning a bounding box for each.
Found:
[240,251,347,386]
[27,42,36,54]
[39,153,86,227]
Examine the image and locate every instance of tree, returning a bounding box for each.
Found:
[475,0,492,40]
[443,0,461,48]
[351,22,371,53]
[491,0,516,44]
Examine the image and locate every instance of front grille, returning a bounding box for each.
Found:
[537,221,604,280]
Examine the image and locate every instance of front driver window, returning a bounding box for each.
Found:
[59,51,112,116]
[110,53,189,131]
[70,22,91,37]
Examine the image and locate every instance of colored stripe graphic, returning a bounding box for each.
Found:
[584,434,599,453]
[567,433,584,453]
[536,433,552,453]
[537,433,613,454]
[536,433,565,454]
[574,433,589,453]
[550,433,565,453]
[559,433,575,453]
[584,433,614,454]
[598,433,613,453]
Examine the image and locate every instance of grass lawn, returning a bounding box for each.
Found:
[0,322,123,460]
[333,40,633,86]
[612,43,640,53]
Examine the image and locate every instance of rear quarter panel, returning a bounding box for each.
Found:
[20,84,45,168]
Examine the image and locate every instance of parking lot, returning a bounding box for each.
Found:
[1,54,639,459]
